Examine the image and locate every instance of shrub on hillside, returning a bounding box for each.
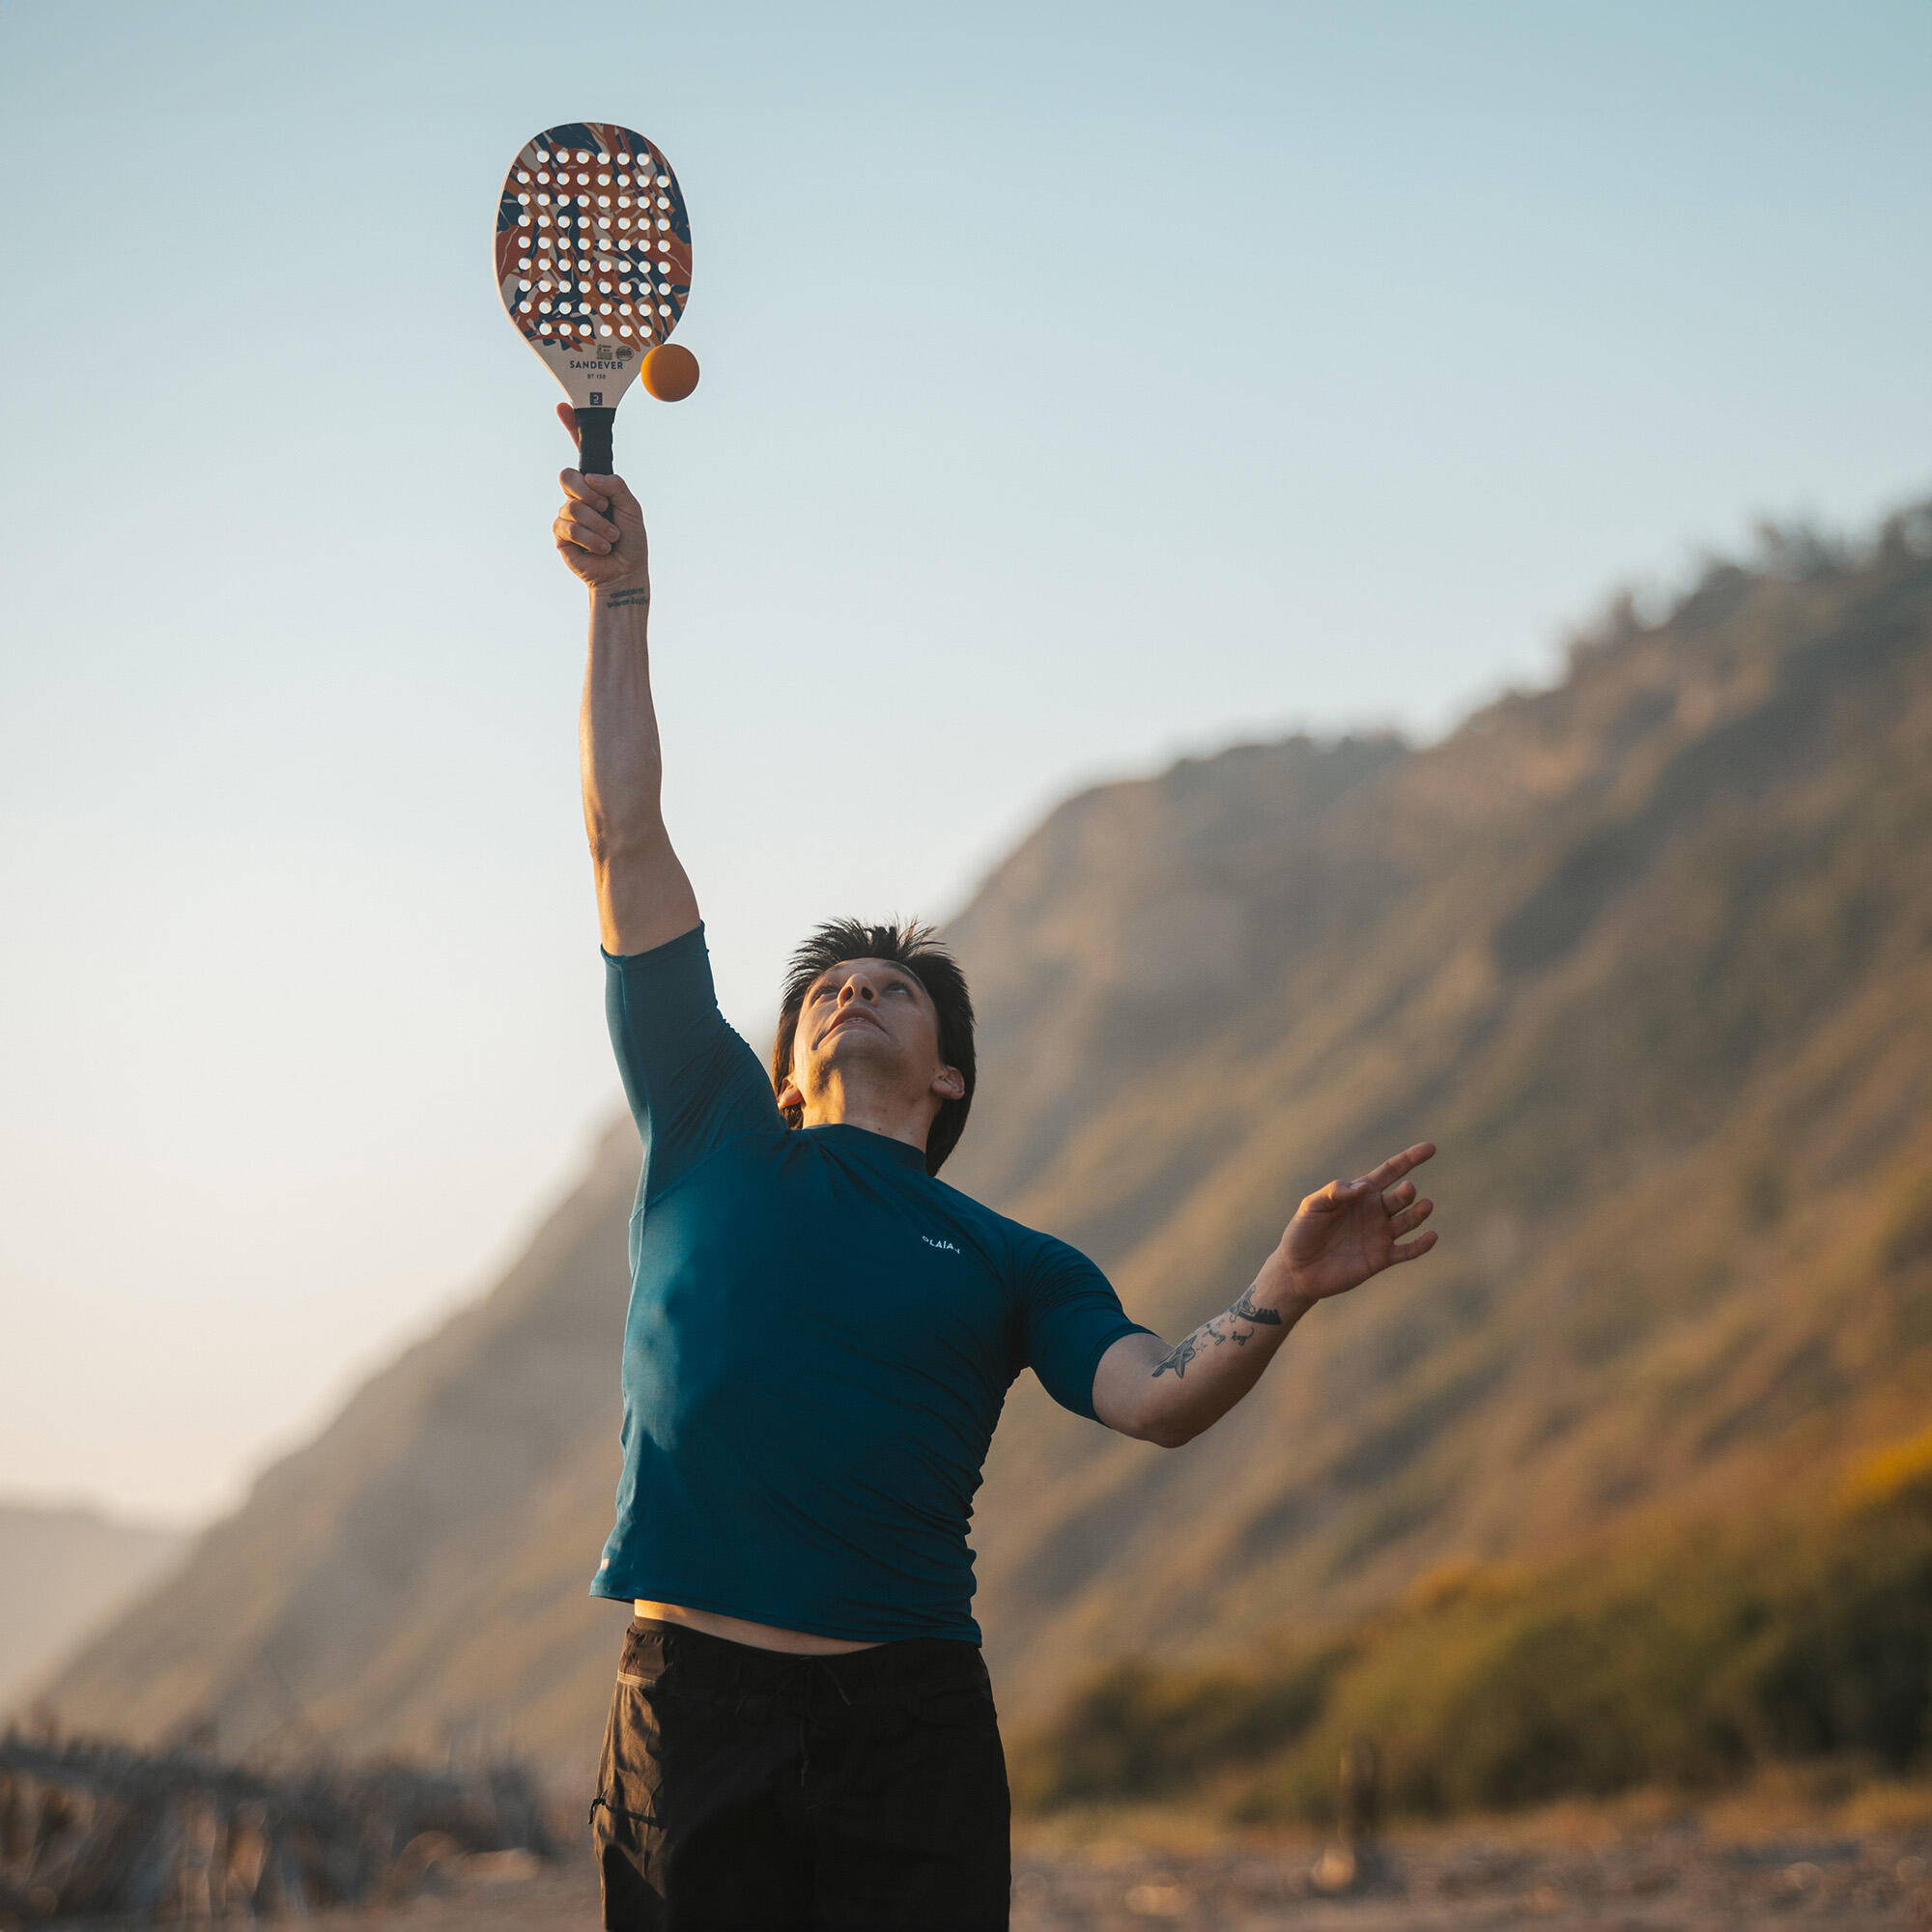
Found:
[1012,1443,1932,1821]
[1010,1645,1350,1810]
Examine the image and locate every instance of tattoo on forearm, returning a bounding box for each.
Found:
[1229,1283,1283,1327]
[1151,1280,1282,1379]
[603,587,650,609]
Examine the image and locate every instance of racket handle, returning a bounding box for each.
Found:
[575,407,617,476]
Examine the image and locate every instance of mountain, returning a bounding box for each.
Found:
[952,509,1932,1710]
[0,1503,190,1717]
[41,503,1932,1783]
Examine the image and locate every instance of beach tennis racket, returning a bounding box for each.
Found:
[494,121,695,473]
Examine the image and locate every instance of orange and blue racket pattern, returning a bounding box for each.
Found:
[495,122,692,470]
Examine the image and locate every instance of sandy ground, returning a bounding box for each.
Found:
[300,1819,1932,1930]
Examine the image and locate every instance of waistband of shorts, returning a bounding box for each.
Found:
[623,1616,982,1698]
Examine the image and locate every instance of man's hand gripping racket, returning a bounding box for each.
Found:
[494,121,696,585]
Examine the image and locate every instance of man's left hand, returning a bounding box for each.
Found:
[1269,1142,1438,1309]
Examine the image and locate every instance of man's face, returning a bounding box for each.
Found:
[781,957,960,1115]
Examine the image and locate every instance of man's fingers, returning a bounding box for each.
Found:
[558,469,612,511]
[1389,1197,1434,1236]
[594,471,640,512]
[556,497,617,538]
[558,498,619,541]
[1381,1179,1417,1212]
[554,508,614,554]
[1359,1141,1436,1191]
[557,467,639,514]
[1391,1230,1438,1264]
[556,400,579,441]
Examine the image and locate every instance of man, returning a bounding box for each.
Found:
[550,408,1438,1930]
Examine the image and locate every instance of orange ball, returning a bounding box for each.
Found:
[642,342,700,402]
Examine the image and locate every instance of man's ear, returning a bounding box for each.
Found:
[931,1065,966,1103]
[776,1071,804,1114]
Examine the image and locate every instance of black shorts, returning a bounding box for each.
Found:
[592,1617,1010,1930]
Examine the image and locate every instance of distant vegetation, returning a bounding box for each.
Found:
[1013,1424,1932,1819]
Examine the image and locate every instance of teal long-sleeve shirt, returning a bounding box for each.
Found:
[591,924,1149,1643]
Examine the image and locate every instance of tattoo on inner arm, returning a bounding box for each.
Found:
[604,587,650,609]
[1151,1281,1282,1379]
[1152,1333,1202,1379]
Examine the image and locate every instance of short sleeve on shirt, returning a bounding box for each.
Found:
[604,923,781,1204]
[1015,1231,1151,1421]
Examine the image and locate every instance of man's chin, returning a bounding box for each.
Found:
[816,1027,897,1068]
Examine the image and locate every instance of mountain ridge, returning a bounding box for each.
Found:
[0,1502,190,1718]
[39,498,1932,1779]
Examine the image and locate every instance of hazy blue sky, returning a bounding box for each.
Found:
[4,1,1928,1523]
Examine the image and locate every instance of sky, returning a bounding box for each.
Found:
[3,0,1928,1526]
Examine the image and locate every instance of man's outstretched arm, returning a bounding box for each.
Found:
[552,404,700,955]
[1093,1142,1438,1448]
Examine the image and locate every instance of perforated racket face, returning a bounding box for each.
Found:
[495,122,692,409]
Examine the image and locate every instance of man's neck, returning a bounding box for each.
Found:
[799,1087,933,1158]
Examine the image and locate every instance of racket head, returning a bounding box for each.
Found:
[495,122,693,411]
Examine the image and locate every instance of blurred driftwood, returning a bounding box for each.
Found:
[0,1725,553,1921]
[1312,1733,1388,1894]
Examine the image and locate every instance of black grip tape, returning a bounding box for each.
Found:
[575,406,616,476]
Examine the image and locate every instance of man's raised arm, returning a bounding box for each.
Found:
[552,405,700,956]
[1093,1143,1438,1448]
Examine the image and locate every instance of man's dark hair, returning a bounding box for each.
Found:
[770,919,976,1175]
